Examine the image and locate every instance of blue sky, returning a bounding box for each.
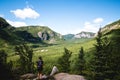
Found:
[0,0,120,35]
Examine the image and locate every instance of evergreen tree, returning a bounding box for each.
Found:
[15,43,34,73]
[58,48,72,72]
[91,28,110,80]
[75,47,85,75]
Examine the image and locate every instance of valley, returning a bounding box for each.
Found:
[0,17,120,80]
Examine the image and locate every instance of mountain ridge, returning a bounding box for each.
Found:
[101,19,120,34]
[63,31,95,40]
[0,17,63,45]
[1,17,120,44]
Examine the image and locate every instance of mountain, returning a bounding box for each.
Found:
[15,26,63,43]
[0,17,63,45]
[101,19,120,35]
[74,31,95,38]
[63,34,75,40]
[0,17,20,45]
[63,31,95,40]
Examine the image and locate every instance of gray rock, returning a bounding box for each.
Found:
[50,66,59,76]
[54,73,86,80]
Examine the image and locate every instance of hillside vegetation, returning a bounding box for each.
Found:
[101,19,120,34]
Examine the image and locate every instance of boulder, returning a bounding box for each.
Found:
[50,66,59,76]
[54,73,86,80]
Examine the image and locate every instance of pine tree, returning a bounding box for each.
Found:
[91,28,110,80]
[75,47,85,75]
[57,48,72,72]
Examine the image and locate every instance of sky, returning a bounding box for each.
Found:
[0,0,120,35]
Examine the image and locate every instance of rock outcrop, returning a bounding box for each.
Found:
[54,73,86,80]
[20,66,86,80]
[37,31,62,43]
[38,32,49,40]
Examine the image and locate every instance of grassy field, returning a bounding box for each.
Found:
[7,38,95,74]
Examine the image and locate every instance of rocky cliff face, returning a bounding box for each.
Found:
[38,31,61,41]
[37,31,62,43]
[38,32,49,40]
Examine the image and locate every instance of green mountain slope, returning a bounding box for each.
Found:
[0,17,21,45]
[101,19,120,34]
[63,34,75,40]
[15,26,62,42]
[0,17,63,46]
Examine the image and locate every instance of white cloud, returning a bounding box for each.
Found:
[93,18,103,23]
[7,20,27,27]
[10,7,40,19]
[82,21,99,33]
[81,18,104,33]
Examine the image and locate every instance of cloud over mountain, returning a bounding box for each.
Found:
[82,18,104,33]
[10,7,40,19]
[7,20,27,27]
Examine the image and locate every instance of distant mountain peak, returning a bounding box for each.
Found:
[74,31,95,38]
[63,31,95,40]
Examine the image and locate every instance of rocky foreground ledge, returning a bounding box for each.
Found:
[20,66,86,80]
[20,73,86,80]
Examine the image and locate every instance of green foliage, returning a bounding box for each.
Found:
[0,49,14,80]
[90,28,111,80]
[107,29,120,79]
[74,47,86,75]
[0,50,7,63]
[57,48,72,73]
[15,43,34,73]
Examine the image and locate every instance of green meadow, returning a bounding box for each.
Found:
[8,38,95,74]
